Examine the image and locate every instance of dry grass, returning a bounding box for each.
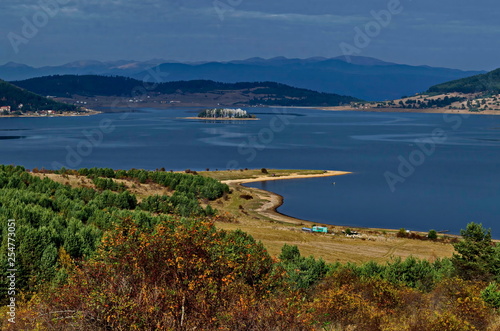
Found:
[214,180,455,264]
[198,168,328,181]
[31,173,170,201]
[322,92,500,115]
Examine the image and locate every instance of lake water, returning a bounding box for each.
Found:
[1,107,499,235]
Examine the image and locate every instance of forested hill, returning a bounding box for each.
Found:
[12,75,143,98]
[12,75,361,107]
[428,68,500,94]
[0,79,78,113]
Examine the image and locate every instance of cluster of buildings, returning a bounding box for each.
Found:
[0,105,59,116]
[35,110,56,116]
[1,104,24,113]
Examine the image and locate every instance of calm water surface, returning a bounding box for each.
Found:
[1,108,499,235]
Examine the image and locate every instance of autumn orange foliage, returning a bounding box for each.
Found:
[7,219,500,331]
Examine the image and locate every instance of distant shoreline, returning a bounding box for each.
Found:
[319,106,500,116]
[7,105,499,119]
[181,116,260,120]
[0,109,101,118]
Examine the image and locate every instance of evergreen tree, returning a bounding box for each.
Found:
[452,222,499,281]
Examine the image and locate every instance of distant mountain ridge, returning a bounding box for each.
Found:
[0,59,171,82]
[12,75,360,107]
[0,57,484,101]
[136,57,484,101]
[428,68,500,94]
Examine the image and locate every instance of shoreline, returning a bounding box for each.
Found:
[223,170,454,236]
[222,170,351,185]
[319,106,500,116]
[222,171,352,227]
[181,117,260,121]
[0,110,101,118]
[8,105,497,118]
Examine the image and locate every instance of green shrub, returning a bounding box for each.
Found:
[481,282,500,308]
[397,228,407,238]
[428,229,438,240]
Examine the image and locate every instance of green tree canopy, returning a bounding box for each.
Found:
[452,222,500,281]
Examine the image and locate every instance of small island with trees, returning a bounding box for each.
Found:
[185,108,259,120]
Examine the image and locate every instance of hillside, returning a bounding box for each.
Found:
[322,68,500,115]
[325,91,500,115]
[428,68,500,94]
[1,57,484,101]
[0,79,79,114]
[12,75,361,107]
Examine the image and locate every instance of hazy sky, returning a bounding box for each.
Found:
[0,0,498,70]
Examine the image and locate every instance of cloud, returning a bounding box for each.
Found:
[1,0,185,21]
[218,9,367,27]
[404,15,500,35]
[1,0,499,69]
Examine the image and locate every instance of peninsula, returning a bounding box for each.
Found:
[0,78,96,117]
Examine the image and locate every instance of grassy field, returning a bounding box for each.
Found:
[34,169,456,264]
[209,172,455,264]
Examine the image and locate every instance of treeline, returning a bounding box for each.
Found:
[72,167,230,201]
[247,83,360,106]
[428,68,500,94]
[11,75,144,98]
[0,79,78,113]
[56,167,225,217]
[377,95,466,109]
[0,166,226,301]
[12,75,361,106]
[0,165,141,298]
[399,96,465,109]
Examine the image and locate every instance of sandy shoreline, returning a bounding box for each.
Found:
[181,117,260,120]
[0,110,101,118]
[225,170,454,236]
[223,171,351,226]
[222,170,351,185]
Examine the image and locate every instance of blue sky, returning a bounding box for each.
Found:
[1,0,498,70]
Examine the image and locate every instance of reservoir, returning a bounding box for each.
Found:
[1,107,499,235]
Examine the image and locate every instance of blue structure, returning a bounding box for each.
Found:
[312,226,328,233]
